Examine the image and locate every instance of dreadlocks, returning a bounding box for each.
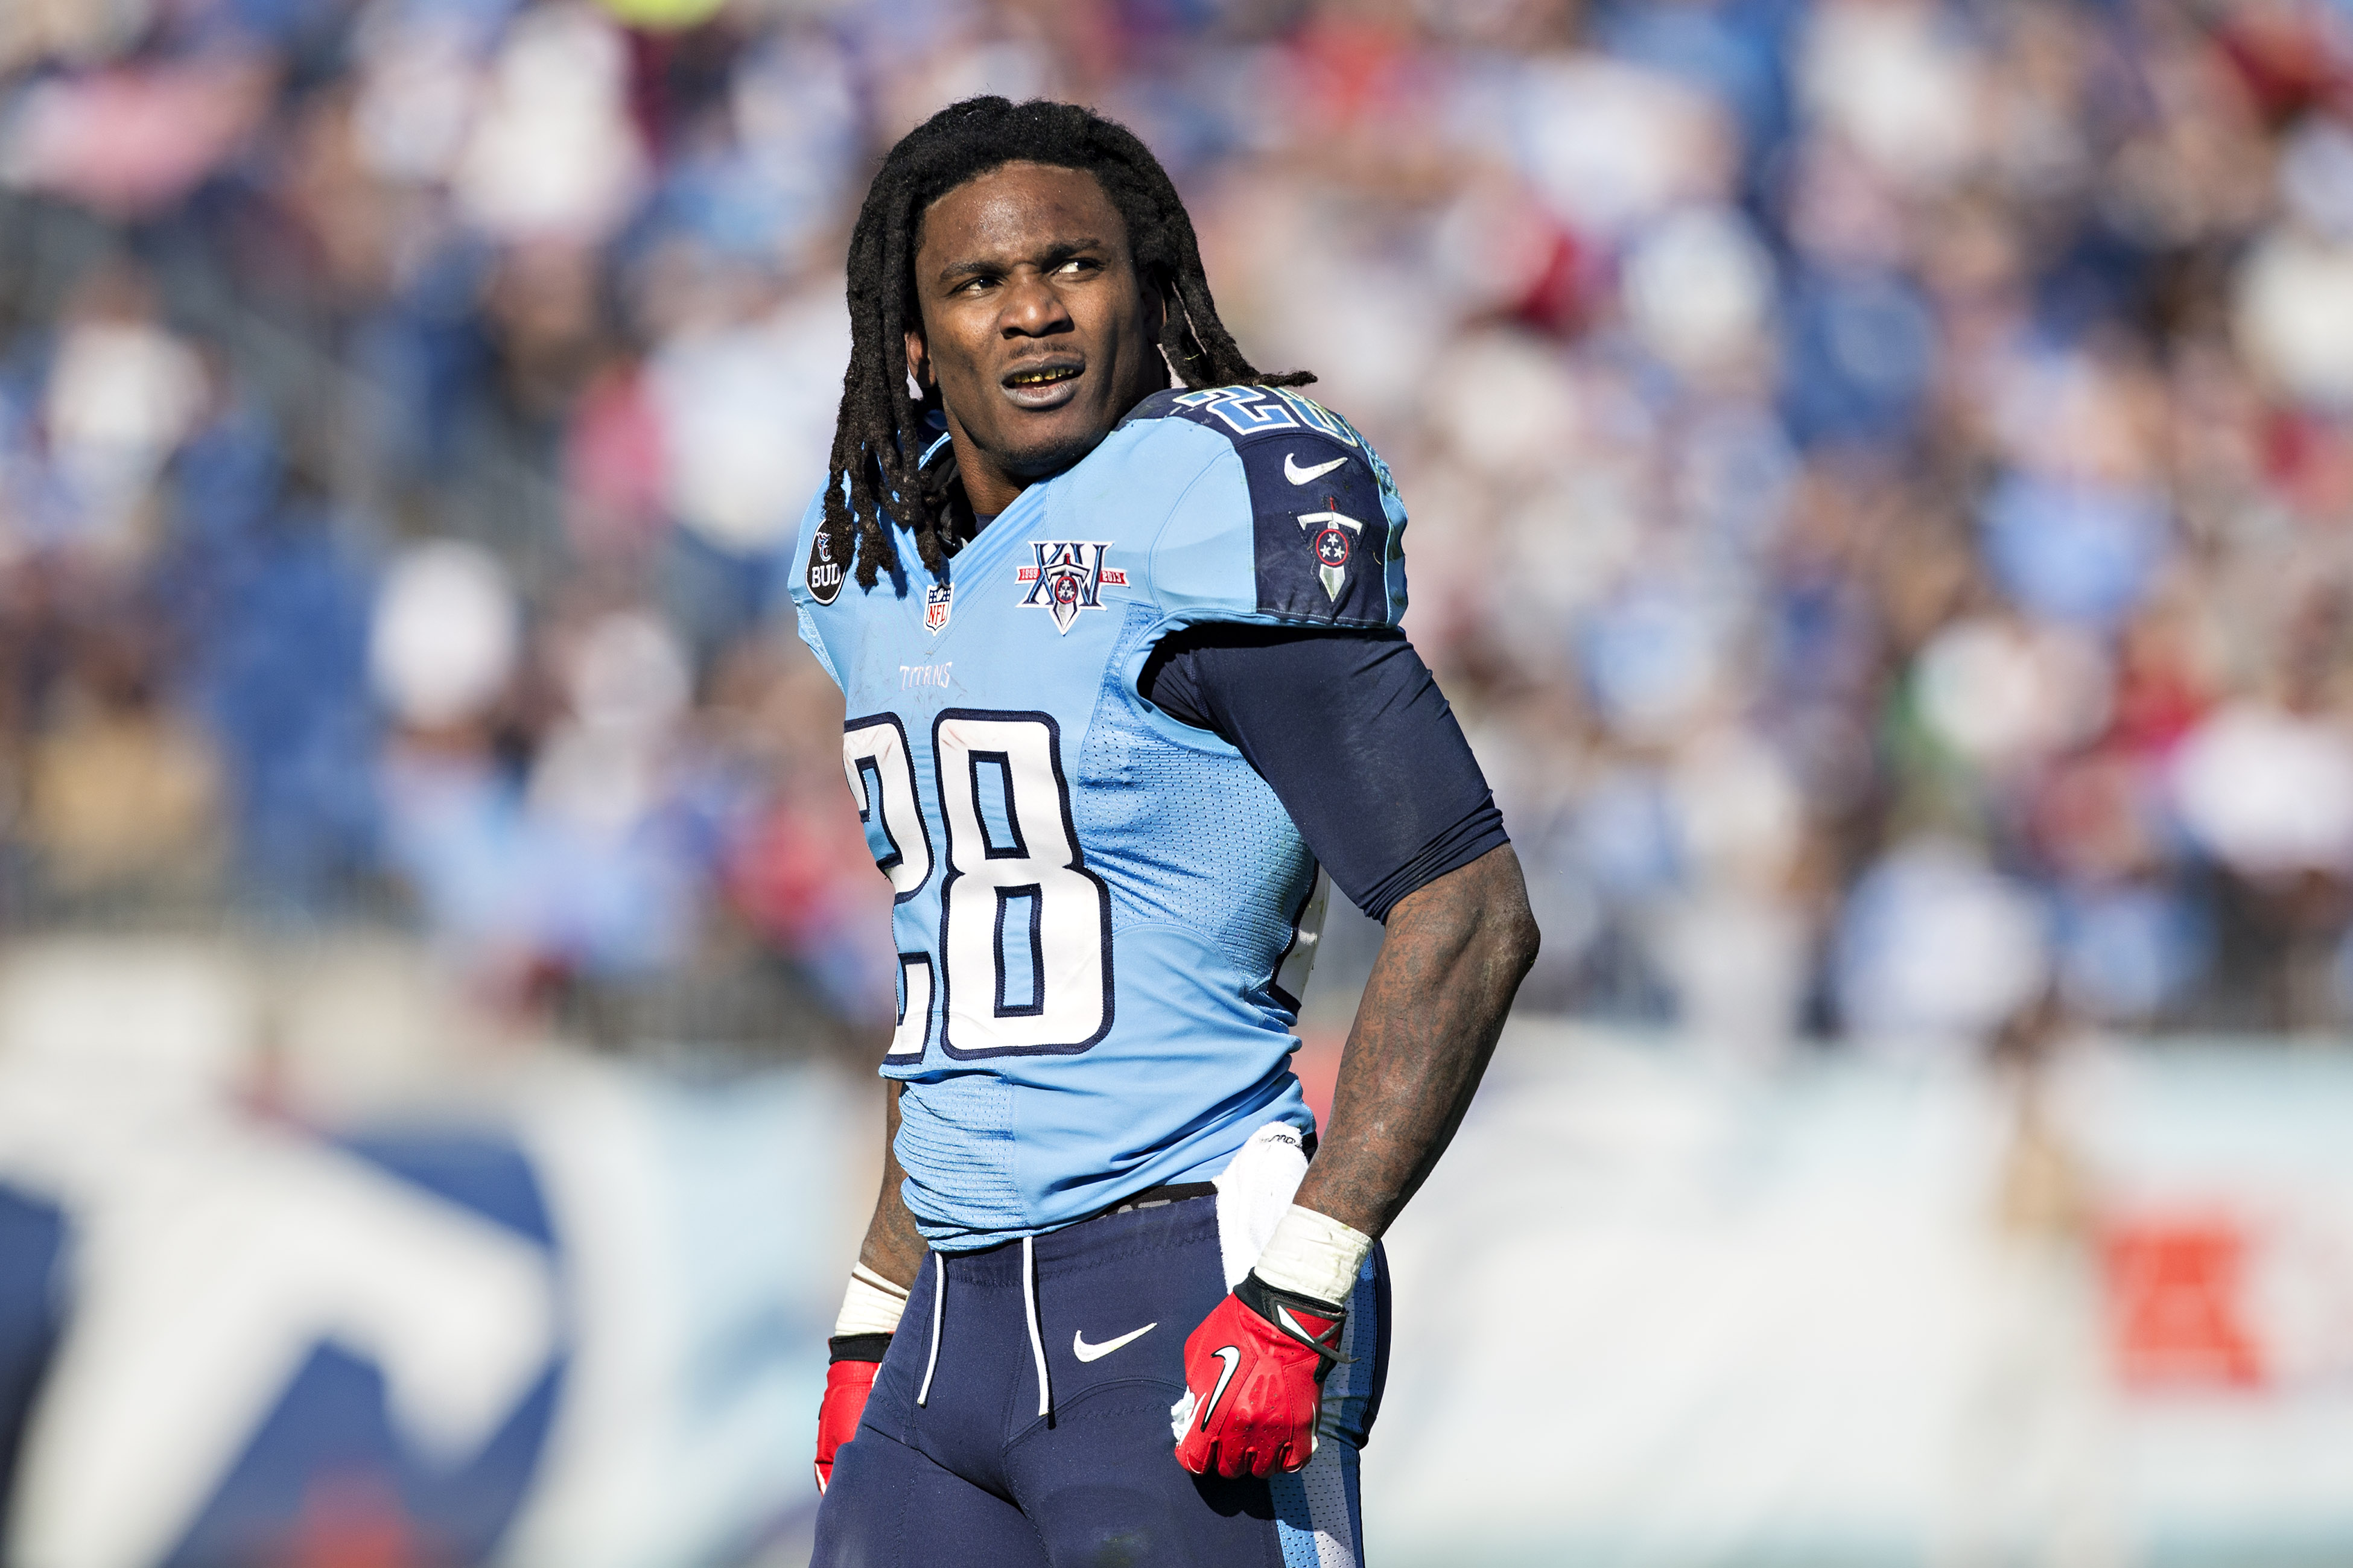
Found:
[824,96,1313,591]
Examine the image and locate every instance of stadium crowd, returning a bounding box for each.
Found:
[0,0,2350,1047]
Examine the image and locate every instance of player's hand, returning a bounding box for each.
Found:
[815,1335,889,1493]
[1172,1271,1345,1479]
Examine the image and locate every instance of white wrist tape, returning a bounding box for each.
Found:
[1250,1204,1372,1306]
[833,1263,912,1338]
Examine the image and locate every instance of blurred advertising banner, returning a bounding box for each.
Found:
[1370,1024,2353,1568]
[0,940,856,1568]
[10,950,2353,1568]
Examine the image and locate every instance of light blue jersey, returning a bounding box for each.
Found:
[790,385,1409,1251]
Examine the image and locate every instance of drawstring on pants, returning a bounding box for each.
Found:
[916,1259,944,1407]
[1021,1233,1052,1420]
[912,1237,1053,1422]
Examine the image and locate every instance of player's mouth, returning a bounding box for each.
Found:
[1000,357,1085,410]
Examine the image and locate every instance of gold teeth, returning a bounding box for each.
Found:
[1009,369,1075,386]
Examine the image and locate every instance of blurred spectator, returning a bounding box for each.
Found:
[25,617,222,906]
[40,265,202,557]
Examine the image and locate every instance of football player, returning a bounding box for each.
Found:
[794,97,1539,1566]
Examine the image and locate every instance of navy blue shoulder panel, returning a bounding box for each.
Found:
[1124,386,1397,627]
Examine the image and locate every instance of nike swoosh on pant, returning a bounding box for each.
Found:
[1072,1322,1158,1362]
[1201,1345,1242,1427]
[1284,452,1347,485]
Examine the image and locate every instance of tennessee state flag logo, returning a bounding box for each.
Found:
[1015,542,1128,633]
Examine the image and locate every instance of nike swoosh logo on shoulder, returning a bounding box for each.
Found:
[1201,1345,1242,1427]
[1284,452,1347,485]
[1073,1322,1158,1363]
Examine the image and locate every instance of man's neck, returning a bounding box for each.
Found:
[948,428,1041,518]
[942,390,1156,517]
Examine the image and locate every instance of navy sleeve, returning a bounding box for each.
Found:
[1139,624,1510,922]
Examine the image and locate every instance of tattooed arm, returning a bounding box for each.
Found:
[1138,626,1537,1241]
[1291,843,1540,1239]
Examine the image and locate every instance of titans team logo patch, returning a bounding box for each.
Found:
[925,582,953,633]
[1015,542,1129,633]
[1297,505,1364,602]
[806,527,844,606]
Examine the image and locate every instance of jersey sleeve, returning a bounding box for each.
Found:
[1142,623,1510,921]
[1137,387,1408,631]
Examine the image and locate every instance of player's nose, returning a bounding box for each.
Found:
[997,270,1074,336]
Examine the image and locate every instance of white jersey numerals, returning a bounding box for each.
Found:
[841,709,1113,1059]
[842,716,931,900]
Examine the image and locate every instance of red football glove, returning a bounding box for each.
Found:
[1172,1272,1347,1479]
[815,1335,889,1493]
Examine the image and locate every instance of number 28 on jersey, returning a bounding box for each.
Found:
[842,709,1113,1061]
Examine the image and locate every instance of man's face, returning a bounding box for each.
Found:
[906,161,1167,515]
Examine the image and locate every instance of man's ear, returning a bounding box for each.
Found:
[1146,275,1179,387]
[904,329,932,399]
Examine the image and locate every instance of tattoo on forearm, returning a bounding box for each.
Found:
[1292,844,1540,1240]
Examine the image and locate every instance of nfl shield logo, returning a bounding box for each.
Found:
[924,583,953,634]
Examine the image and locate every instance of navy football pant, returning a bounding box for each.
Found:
[811,1191,1388,1567]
